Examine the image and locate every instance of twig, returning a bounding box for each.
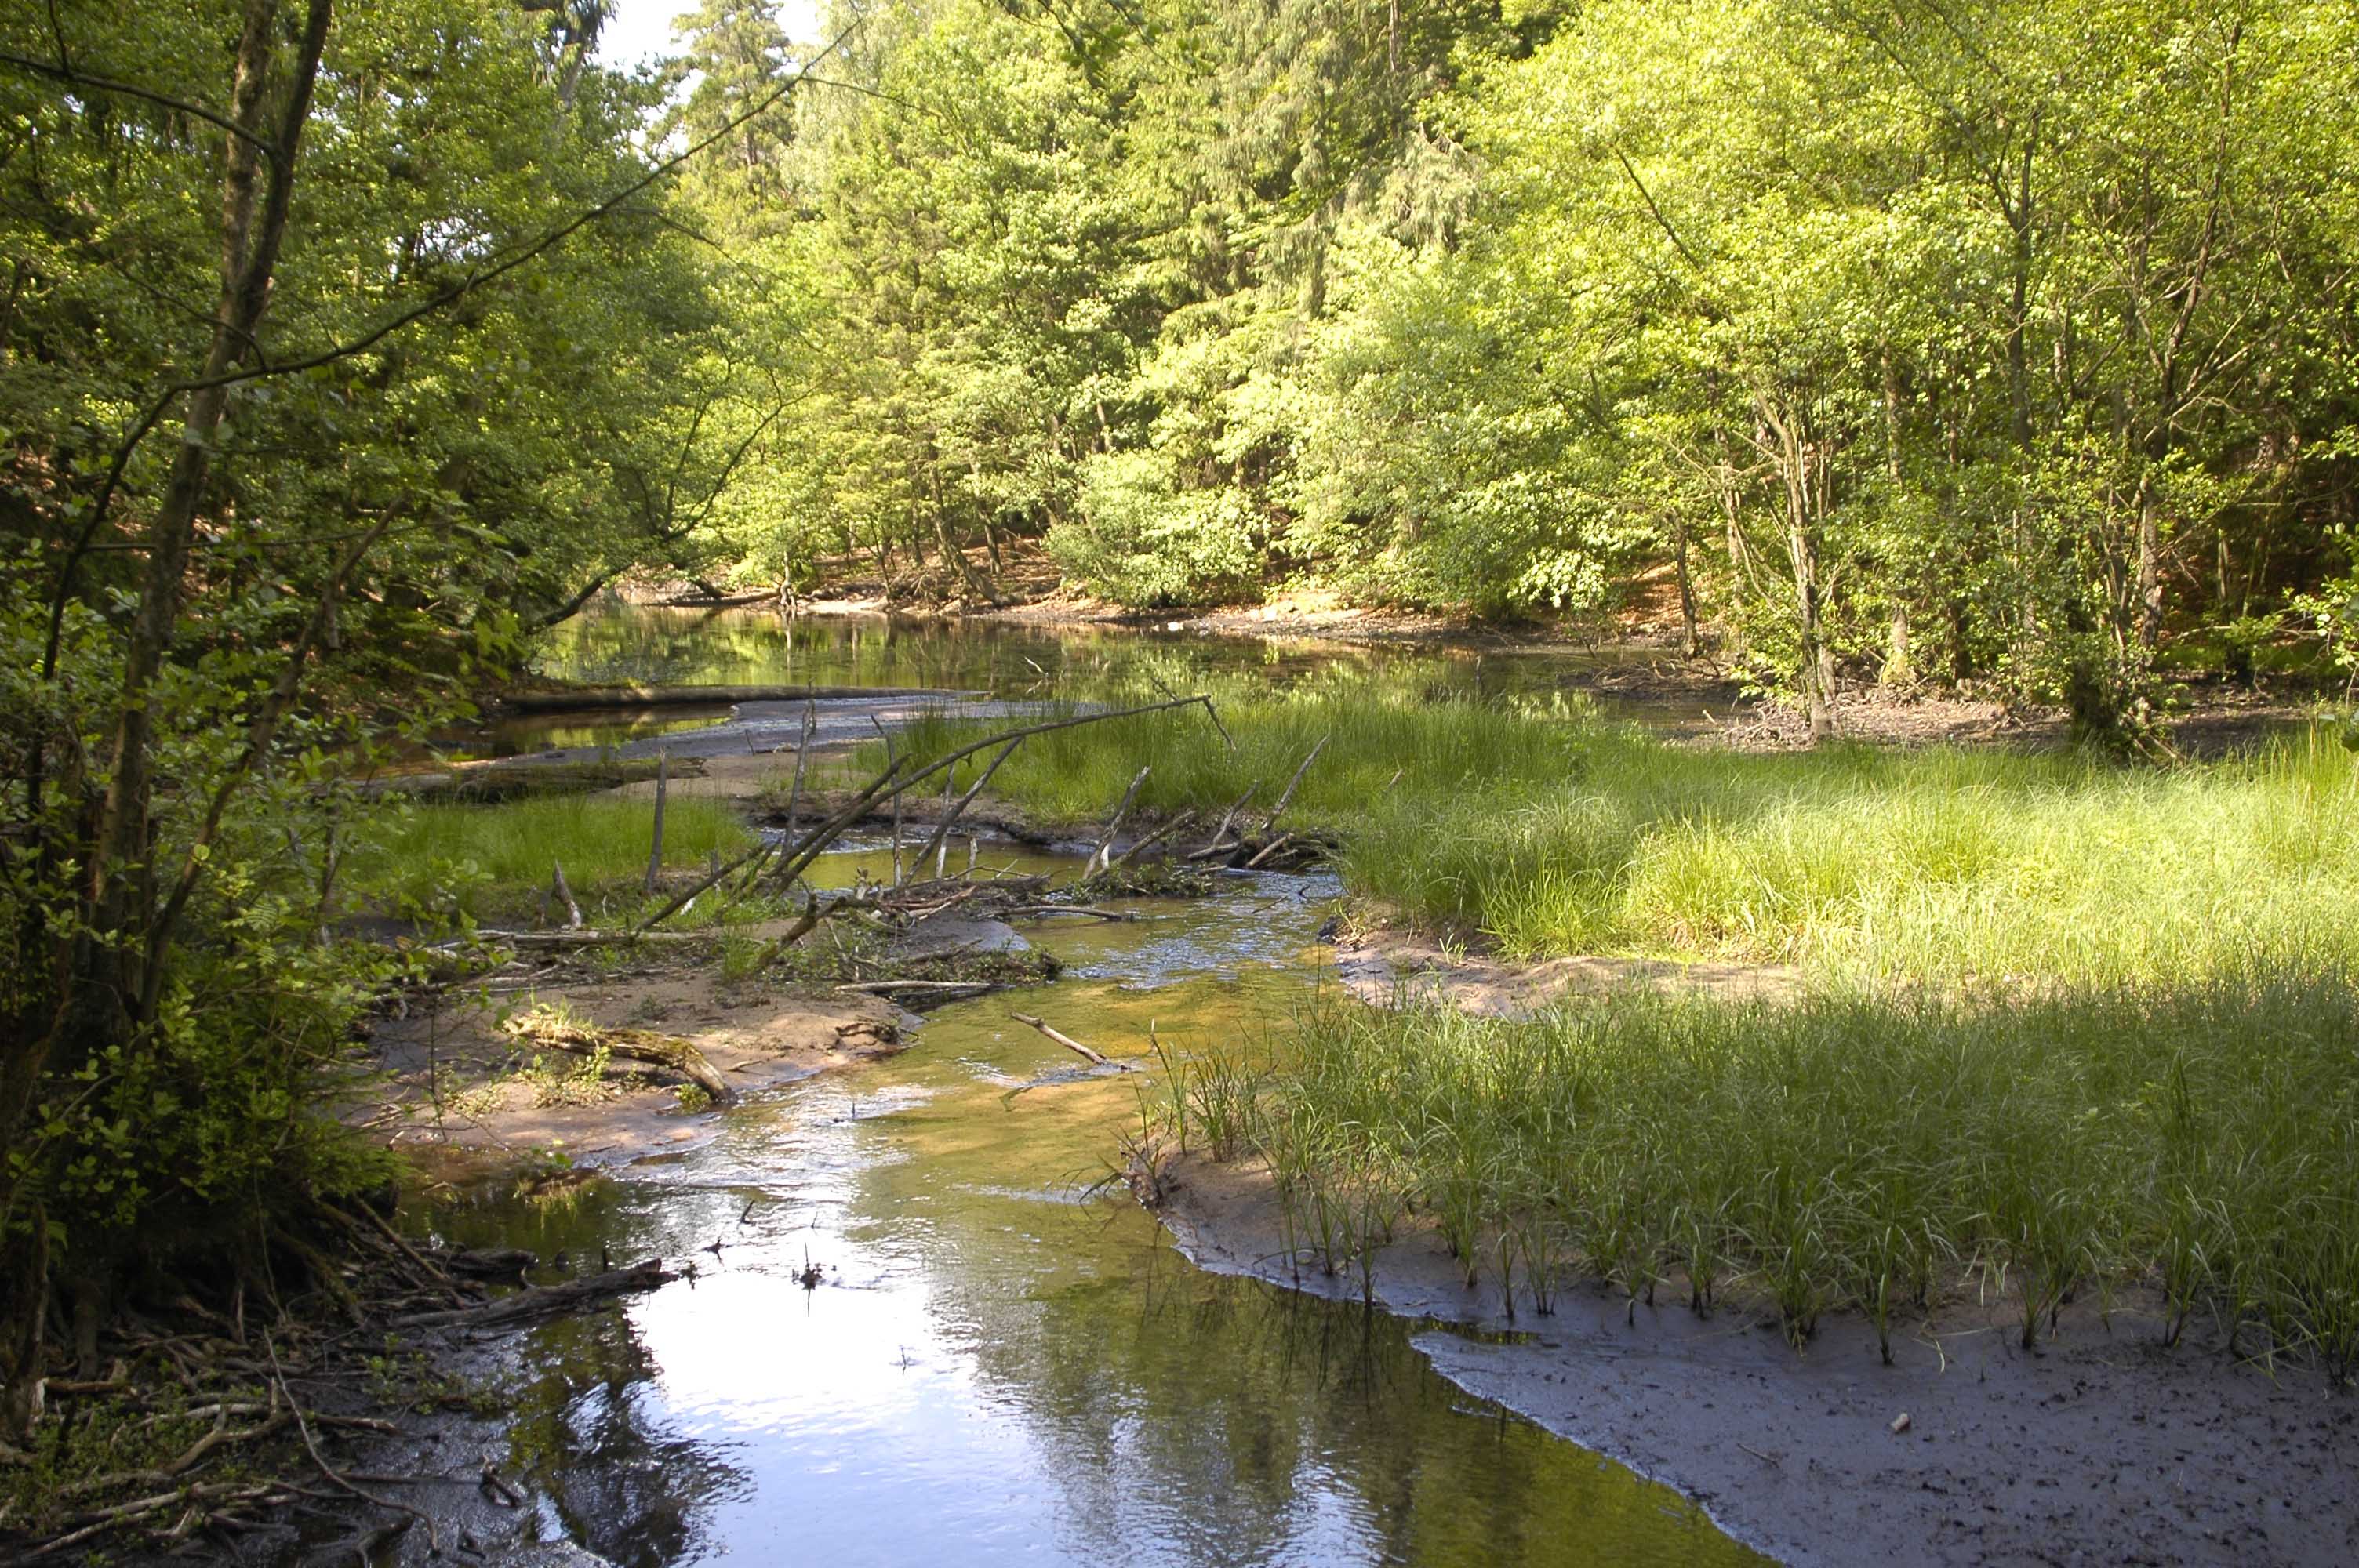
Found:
[912,735,1023,871]
[1111,809,1197,869]
[265,1331,442,1556]
[1009,1012,1138,1071]
[1243,833,1296,869]
[1193,784,1259,859]
[780,698,816,837]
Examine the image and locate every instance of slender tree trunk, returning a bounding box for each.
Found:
[1672,513,1699,657]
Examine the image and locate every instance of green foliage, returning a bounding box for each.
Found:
[0,0,831,1412]
[1050,452,1262,605]
[715,0,2359,739]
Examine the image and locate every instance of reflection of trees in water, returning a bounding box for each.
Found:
[502,1311,746,1568]
[525,605,1592,707]
[945,1236,1737,1566]
[419,1181,762,1568]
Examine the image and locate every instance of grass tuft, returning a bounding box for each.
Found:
[1190,971,2359,1370]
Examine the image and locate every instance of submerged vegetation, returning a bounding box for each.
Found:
[894,695,2359,984]
[1163,973,2359,1371]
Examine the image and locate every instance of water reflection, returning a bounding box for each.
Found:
[531,604,1677,713]
[417,870,1764,1566]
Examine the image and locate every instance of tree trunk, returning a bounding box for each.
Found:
[1672,513,1699,657]
[2,0,334,1437]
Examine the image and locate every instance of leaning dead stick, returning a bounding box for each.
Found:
[1259,735,1329,837]
[911,735,1024,873]
[1087,766,1150,877]
[1009,1012,1140,1072]
[1187,785,1261,861]
[1114,809,1198,869]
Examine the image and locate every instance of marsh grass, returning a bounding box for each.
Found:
[1183,972,2359,1371]
[892,691,2359,985]
[351,794,758,918]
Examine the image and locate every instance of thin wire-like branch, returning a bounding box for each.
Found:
[0,49,279,154]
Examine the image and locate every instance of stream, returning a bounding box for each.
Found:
[409,606,1765,1566]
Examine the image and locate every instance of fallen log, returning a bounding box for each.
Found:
[838,980,1001,1007]
[500,1011,738,1107]
[391,1260,675,1330]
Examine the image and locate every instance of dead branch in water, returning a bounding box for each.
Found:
[913,735,1023,872]
[1112,809,1198,869]
[1009,1012,1140,1071]
[390,1260,674,1330]
[837,980,1000,1002]
[266,1331,442,1556]
[1005,904,1135,921]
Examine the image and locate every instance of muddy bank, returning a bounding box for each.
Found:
[1335,926,1799,1014]
[1152,1156,2359,1568]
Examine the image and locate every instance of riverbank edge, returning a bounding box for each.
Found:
[1147,1152,2359,1568]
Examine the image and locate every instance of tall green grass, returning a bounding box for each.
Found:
[891,693,2359,985]
[1190,972,2359,1371]
[351,795,756,914]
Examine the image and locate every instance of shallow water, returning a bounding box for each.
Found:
[420,857,1765,1566]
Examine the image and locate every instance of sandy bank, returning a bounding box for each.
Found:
[365,945,905,1180]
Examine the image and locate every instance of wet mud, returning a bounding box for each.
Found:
[1157,1156,2359,1568]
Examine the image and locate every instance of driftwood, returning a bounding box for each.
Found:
[1005,904,1135,922]
[500,1012,737,1107]
[390,1261,674,1330]
[442,1247,536,1280]
[1009,1012,1139,1072]
[476,927,724,948]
